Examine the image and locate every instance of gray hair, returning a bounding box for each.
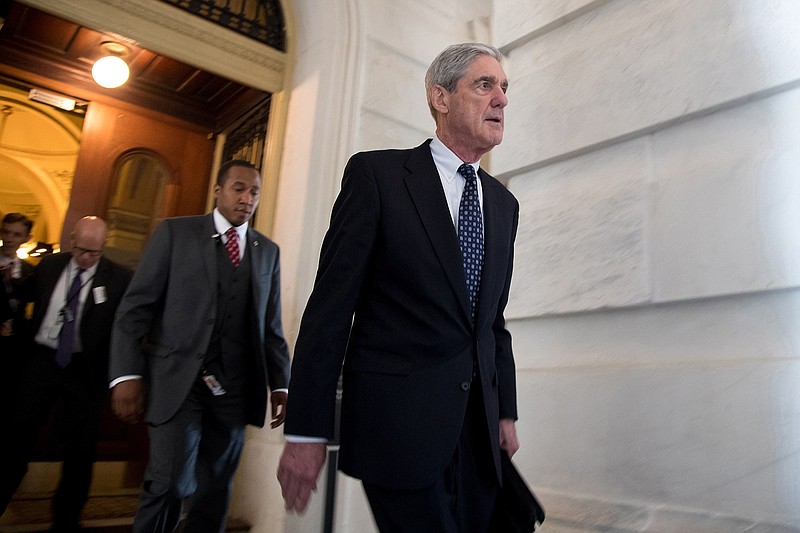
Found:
[425,42,504,122]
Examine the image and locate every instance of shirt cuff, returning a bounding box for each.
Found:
[285,434,328,443]
[109,375,142,389]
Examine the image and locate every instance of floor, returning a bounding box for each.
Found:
[0,495,250,533]
[0,494,137,533]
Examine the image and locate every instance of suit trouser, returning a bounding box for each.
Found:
[133,377,246,533]
[363,381,499,533]
[0,345,102,530]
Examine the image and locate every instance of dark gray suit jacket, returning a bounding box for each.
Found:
[109,214,290,426]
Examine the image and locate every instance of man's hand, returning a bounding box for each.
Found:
[277,441,327,513]
[111,379,145,424]
[499,418,519,458]
[270,391,288,428]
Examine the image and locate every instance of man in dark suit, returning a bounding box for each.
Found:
[0,216,132,532]
[277,43,520,532]
[0,213,35,354]
[109,160,291,533]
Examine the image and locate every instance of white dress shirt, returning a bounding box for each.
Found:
[213,208,247,261]
[429,135,484,229]
[34,259,98,351]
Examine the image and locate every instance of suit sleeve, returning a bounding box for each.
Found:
[263,245,291,391]
[285,153,381,439]
[109,220,173,381]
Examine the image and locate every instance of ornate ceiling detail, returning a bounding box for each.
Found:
[159,0,285,52]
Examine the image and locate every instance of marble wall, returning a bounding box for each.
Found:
[496,0,800,529]
[244,0,800,531]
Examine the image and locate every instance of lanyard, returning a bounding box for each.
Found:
[63,268,94,308]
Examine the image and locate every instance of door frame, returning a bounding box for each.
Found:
[19,0,295,237]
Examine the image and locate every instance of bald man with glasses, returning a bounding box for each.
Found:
[0,216,132,532]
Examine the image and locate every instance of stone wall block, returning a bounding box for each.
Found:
[493,0,800,176]
[512,360,800,524]
[650,87,800,302]
[493,0,605,49]
[507,140,652,317]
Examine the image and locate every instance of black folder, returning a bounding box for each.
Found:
[491,453,545,532]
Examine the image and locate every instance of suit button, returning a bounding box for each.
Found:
[196,353,204,359]
[461,380,471,392]
[206,318,214,325]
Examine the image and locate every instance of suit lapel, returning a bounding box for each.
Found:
[245,227,264,313]
[41,254,70,304]
[35,254,69,331]
[403,142,472,323]
[476,171,503,328]
[201,214,219,290]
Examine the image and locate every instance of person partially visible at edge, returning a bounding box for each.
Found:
[0,216,132,532]
[110,160,291,533]
[0,212,34,340]
[277,42,520,532]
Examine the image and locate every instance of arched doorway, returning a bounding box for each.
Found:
[0,84,82,254]
[16,0,295,238]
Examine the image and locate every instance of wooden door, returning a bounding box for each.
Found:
[63,100,215,250]
[61,100,215,469]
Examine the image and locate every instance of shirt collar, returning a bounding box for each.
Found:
[430,136,480,183]
[68,256,99,277]
[213,208,248,241]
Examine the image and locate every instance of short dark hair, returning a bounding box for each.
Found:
[216,160,258,186]
[2,212,33,233]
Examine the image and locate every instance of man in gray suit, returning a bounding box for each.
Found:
[110,160,291,533]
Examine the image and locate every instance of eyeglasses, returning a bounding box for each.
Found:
[74,246,103,257]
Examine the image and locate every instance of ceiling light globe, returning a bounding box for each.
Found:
[92,56,130,88]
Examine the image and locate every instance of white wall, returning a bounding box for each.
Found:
[495,0,800,529]
[240,0,800,531]
[231,0,364,530]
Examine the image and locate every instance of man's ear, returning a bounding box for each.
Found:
[430,85,449,115]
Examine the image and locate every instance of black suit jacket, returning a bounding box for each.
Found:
[2,258,33,325]
[26,252,132,393]
[286,140,519,490]
[0,287,10,322]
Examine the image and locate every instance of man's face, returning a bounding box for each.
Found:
[71,231,104,270]
[0,222,31,259]
[436,54,508,160]
[214,166,262,227]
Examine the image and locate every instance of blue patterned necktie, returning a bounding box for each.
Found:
[457,163,484,323]
[55,268,84,368]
